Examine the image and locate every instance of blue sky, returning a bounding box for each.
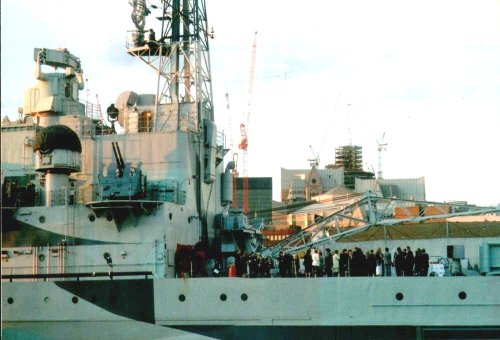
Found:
[2,0,499,206]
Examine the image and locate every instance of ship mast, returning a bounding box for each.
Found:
[126,0,217,247]
[127,0,214,129]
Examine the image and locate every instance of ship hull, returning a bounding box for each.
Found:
[3,277,500,339]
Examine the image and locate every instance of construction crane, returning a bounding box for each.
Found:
[377,132,388,179]
[238,31,257,214]
[308,145,320,167]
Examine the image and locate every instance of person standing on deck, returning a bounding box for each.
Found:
[421,249,430,276]
[294,253,301,277]
[339,249,348,277]
[395,247,404,276]
[318,250,325,277]
[405,246,415,276]
[278,251,286,277]
[383,247,392,277]
[325,248,333,277]
[332,250,340,277]
[304,249,313,278]
[311,248,320,277]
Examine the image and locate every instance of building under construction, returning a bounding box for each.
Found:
[327,145,375,189]
[334,145,363,170]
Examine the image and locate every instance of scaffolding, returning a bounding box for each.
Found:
[335,145,363,171]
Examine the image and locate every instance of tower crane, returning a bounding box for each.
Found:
[238,31,257,215]
[308,145,320,167]
[376,132,388,179]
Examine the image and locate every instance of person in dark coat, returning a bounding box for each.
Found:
[339,249,348,277]
[284,252,294,277]
[394,247,404,276]
[421,248,430,276]
[241,251,248,277]
[347,249,353,276]
[235,249,244,277]
[414,249,422,276]
[350,247,365,277]
[278,251,286,277]
[367,250,376,276]
[404,246,415,276]
[324,248,333,277]
[303,249,313,278]
[248,253,258,278]
[263,256,273,277]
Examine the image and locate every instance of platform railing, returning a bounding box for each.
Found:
[1,270,153,282]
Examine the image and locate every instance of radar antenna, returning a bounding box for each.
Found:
[129,0,149,30]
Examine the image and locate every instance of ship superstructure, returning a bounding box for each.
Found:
[0,0,260,281]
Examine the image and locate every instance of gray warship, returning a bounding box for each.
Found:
[2,1,500,339]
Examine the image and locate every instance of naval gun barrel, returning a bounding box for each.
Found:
[111,142,125,178]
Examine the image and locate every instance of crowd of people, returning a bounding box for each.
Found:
[233,250,275,278]
[227,246,430,278]
[175,243,431,278]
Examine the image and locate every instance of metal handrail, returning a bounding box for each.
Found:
[2,270,153,282]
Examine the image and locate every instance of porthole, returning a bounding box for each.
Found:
[241,293,248,301]
[7,297,14,304]
[39,216,46,223]
[38,254,46,262]
[103,252,112,265]
[72,296,79,304]
[179,294,186,302]
[220,293,227,301]
[88,214,96,222]
[106,213,113,221]
[395,292,404,301]
[458,291,467,300]
[44,297,50,304]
